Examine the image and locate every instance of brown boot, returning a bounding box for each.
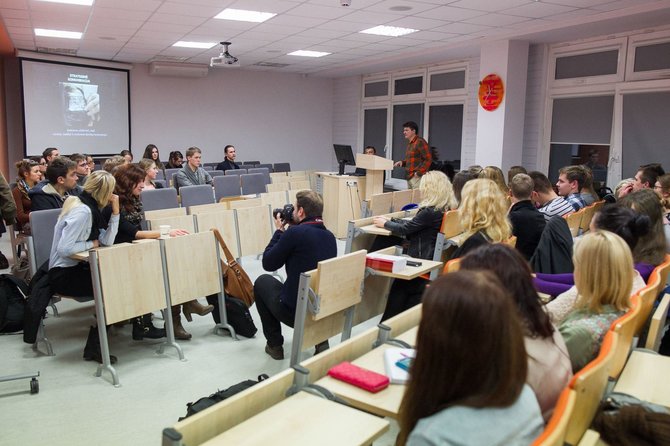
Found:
[171,306,192,340]
[182,299,214,322]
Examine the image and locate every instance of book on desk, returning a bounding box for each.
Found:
[383,348,416,384]
[366,253,407,273]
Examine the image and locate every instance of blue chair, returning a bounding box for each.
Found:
[213,176,242,201]
[179,184,215,209]
[141,187,179,212]
[241,173,266,195]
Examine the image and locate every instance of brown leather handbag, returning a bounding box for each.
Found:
[211,229,255,307]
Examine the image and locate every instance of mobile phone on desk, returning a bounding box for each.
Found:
[406,260,422,267]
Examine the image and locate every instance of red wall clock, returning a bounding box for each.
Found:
[478,74,505,111]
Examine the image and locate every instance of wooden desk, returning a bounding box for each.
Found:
[368,258,443,280]
[314,327,418,419]
[200,391,389,446]
[359,224,391,236]
[318,172,364,238]
[613,350,670,407]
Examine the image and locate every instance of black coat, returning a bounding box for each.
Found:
[530,216,574,274]
[384,207,444,260]
[509,200,546,260]
[216,159,240,171]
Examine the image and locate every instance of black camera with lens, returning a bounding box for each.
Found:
[273,204,295,225]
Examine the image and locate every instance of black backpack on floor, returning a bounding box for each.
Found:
[179,374,269,421]
[0,274,30,333]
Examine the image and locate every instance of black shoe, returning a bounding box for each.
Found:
[83,326,118,364]
[132,314,166,340]
[0,252,8,270]
[265,344,284,360]
[315,340,330,355]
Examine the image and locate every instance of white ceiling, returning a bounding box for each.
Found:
[2,0,670,77]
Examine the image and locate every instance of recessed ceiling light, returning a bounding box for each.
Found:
[287,50,330,58]
[214,8,276,23]
[359,25,418,37]
[389,6,412,11]
[36,0,94,5]
[173,41,217,49]
[34,28,82,39]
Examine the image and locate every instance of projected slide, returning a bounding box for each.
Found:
[21,59,130,156]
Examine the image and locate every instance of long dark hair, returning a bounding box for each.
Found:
[396,270,527,445]
[459,243,554,339]
[113,164,146,213]
[143,144,164,169]
[591,204,650,254]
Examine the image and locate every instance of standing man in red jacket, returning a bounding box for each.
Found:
[394,121,432,189]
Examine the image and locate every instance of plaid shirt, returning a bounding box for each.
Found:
[403,135,432,179]
[565,193,586,212]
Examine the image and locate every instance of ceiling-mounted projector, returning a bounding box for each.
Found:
[210,41,239,68]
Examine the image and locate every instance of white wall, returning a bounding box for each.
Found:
[331,75,361,164]
[130,66,334,170]
[522,44,549,171]
[461,56,480,168]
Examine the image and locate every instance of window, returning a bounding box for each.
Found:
[626,31,670,81]
[394,75,423,96]
[428,104,463,166]
[549,38,626,87]
[363,108,387,154]
[555,50,619,79]
[364,80,388,98]
[392,104,424,178]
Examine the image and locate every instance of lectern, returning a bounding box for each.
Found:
[355,154,394,200]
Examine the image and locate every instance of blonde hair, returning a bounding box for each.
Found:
[574,231,633,313]
[60,171,116,218]
[138,158,156,173]
[479,166,508,196]
[459,179,511,242]
[419,171,457,210]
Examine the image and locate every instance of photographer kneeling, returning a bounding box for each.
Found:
[254,190,337,360]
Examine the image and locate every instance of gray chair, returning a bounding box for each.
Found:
[179,184,215,209]
[224,168,247,176]
[141,187,179,212]
[248,167,271,185]
[241,173,266,195]
[203,166,214,171]
[26,209,61,277]
[165,168,181,185]
[155,170,165,180]
[256,163,273,171]
[273,163,291,173]
[209,170,225,178]
[243,161,260,166]
[154,179,168,188]
[213,175,241,201]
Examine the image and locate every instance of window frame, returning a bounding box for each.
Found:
[625,29,670,81]
[392,70,426,100]
[548,37,627,88]
[426,63,468,98]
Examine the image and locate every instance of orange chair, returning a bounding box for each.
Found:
[608,293,642,380]
[442,258,461,274]
[634,273,662,336]
[531,387,577,446]
[564,331,618,445]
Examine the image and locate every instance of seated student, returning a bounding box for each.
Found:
[13,159,41,234]
[509,173,546,260]
[48,171,120,363]
[102,155,126,173]
[142,144,165,171]
[253,190,337,360]
[479,166,508,197]
[372,171,456,320]
[529,171,573,221]
[450,178,511,259]
[460,244,572,421]
[70,153,90,186]
[620,188,669,259]
[397,270,544,446]
[0,171,16,269]
[451,170,474,206]
[655,174,670,250]
[507,165,527,187]
[556,165,586,211]
[29,156,47,179]
[558,231,633,372]
[138,158,163,190]
[120,149,133,164]
[43,147,59,165]
[175,147,212,190]
[166,151,184,169]
[106,164,205,341]
[216,145,240,171]
[580,165,598,206]
[29,157,82,211]
[537,205,650,315]
[86,155,95,172]
[618,163,665,198]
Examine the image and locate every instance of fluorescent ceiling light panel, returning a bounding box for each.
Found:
[173,41,217,49]
[214,8,276,23]
[287,50,331,58]
[359,26,418,37]
[34,28,82,39]
[36,0,94,5]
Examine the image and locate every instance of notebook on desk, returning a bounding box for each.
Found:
[383,348,415,384]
